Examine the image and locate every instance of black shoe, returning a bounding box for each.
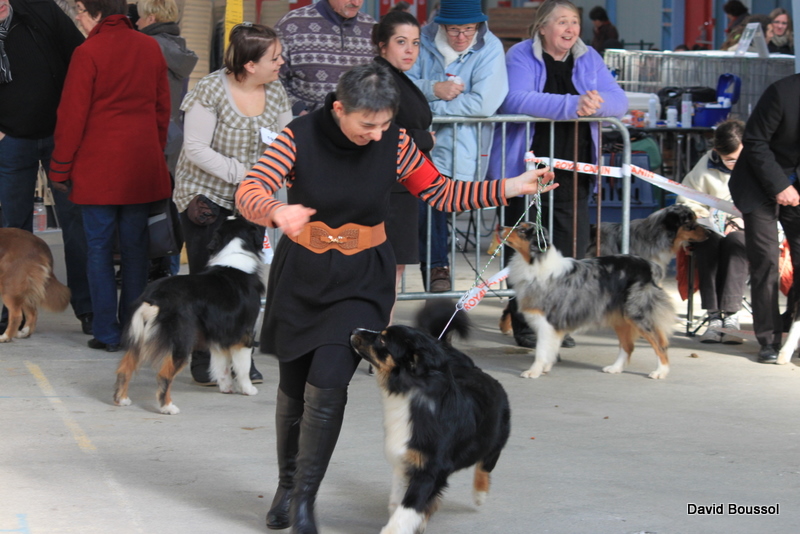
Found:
[87,338,120,352]
[561,334,576,348]
[514,332,537,348]
[190,350,216,386]
[78,313,93,335]
[250,358,263,384]
[757,344,778,364]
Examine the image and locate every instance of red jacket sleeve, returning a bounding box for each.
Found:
[50,46,95,182]
[155,55,170,151]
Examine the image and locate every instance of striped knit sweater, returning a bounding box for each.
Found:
[236,128,508,228]
[275,1,376,112]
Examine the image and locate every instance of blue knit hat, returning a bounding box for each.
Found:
[434,0,488,25]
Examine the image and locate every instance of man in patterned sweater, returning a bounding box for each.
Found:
[275,0,375,114]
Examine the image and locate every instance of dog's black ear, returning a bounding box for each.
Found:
[251,223,264,252]
[679,205,697,226]
[207,229,222,255]
[661,209,681,233]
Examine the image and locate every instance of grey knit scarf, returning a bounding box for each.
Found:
[0,4,12,84]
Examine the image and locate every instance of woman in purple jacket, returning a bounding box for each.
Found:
[488,0,627,348]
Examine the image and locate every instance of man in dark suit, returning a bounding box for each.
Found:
[729,73,800,363]
[0,0,92,334]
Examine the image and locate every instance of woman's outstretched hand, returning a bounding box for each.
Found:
[272,204,317,237]
[504,167,558,198]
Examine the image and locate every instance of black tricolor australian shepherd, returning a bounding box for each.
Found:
[586,204,708,269]
[113,217,266,414]
[501,222,675,379]
[778,299,800,364]
[350,317,510,534]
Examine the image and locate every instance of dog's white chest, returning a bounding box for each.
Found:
[382,392,412,465]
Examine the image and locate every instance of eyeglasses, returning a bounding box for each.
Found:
[75,6,86,14]
[721,157,738,166]
[445,26,477,37]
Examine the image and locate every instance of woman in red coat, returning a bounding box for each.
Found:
[50,0,171,351]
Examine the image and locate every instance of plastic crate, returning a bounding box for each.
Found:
[588,152,658,224]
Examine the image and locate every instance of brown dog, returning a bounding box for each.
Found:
[0,228,71,341]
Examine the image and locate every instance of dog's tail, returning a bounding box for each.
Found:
[41,269,71,313]
[125,302,164,363]
[415,299,471,342]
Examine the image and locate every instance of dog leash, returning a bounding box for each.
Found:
[438,154,548,340]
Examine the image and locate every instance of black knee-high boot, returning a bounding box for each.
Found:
[266,389,304,530]
[290,384,348,534]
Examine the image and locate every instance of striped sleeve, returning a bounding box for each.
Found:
[235,129,296,228]
[396,130,507,212]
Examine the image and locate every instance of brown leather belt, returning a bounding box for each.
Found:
[288,221,386,255]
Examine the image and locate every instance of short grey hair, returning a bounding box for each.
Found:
[335,63,400,116]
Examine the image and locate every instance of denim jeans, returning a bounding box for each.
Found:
[417,200,449,269]
[0,134,92,316]
[82,204,150,344]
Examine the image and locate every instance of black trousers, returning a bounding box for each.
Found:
[692,230,748,313]
[742,201,800,347]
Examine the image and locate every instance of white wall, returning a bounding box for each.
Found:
[615,0,662,50]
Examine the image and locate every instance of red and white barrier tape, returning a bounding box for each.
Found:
[530,156,741,217]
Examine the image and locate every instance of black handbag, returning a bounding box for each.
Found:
[148,198,184,259]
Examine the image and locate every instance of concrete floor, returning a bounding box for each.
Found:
[2,230,800,534]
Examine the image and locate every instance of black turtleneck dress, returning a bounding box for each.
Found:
[240,93,507,361]
[261,94,403,360]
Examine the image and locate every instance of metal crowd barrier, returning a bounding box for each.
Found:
[399,115,632,301]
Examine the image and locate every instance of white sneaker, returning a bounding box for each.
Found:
[700,313,723,344]
[721,312,744,345]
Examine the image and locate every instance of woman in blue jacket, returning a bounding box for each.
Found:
[488,0,626,348]
[406,0,507,292]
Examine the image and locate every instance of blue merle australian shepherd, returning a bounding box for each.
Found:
[501,222,676,380]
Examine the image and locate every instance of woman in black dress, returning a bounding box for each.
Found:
[236,63,556,533]
[372,11,433,308]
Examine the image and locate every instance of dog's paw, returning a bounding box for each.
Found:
[159,402,180,415]
[520,368,543,378]
[776,349,794,365]
[0,333,11,343]
[217,376,235,394]
[15,326,30,339]
[240,384,258,396]
[115,397,132,407]
[473,490,487,506]
[602,364,624,374]
[648,369,668,379]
